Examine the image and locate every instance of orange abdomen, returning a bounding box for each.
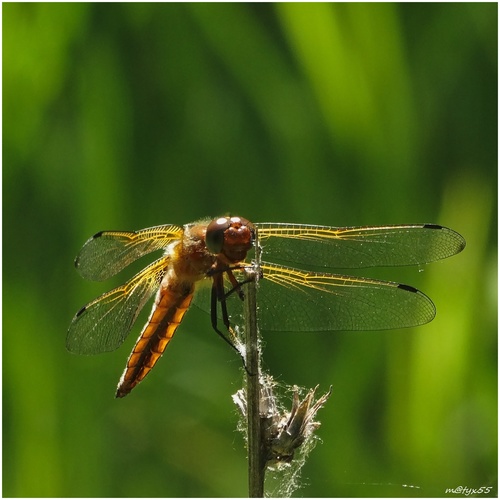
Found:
[116,284,194,398]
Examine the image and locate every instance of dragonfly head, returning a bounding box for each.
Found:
[205,216,255,262]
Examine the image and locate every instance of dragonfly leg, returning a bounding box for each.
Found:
[224,267,247,300]
[210,272,242,355]
[207,263,254,300]
[223,264,263,300]
[210,271,255,375]
[208,264,259,374]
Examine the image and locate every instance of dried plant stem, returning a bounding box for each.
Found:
[244,267,265,497]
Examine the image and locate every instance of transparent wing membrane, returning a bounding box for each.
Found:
[193,262,435,333]
[257,263,435,331]
[257,223,466,269]
[67,257,168,354]
[75,224,183,281]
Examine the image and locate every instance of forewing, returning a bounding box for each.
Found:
[76,224,183,281]
[257,262,436,331]
[257,223,465,269]
[67,257,168,354]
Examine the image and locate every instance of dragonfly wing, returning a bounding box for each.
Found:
[257,262,436,331]
[67,257,168,354]
[257,223,465,269]
[76,224,183,281]
[192,262,434,333]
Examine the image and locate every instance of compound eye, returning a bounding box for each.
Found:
[205,217,231,254]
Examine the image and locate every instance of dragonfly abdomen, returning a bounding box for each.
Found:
[115,283,195,398]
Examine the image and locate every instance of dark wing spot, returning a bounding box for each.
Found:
[398,283,419,293]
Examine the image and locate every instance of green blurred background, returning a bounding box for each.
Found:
[3,3,497,497]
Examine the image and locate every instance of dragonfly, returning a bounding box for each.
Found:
[67,216,465,397]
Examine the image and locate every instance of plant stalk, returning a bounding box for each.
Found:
[245,249,264,496]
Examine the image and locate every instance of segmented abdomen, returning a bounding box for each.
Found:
[116,283,194,398]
